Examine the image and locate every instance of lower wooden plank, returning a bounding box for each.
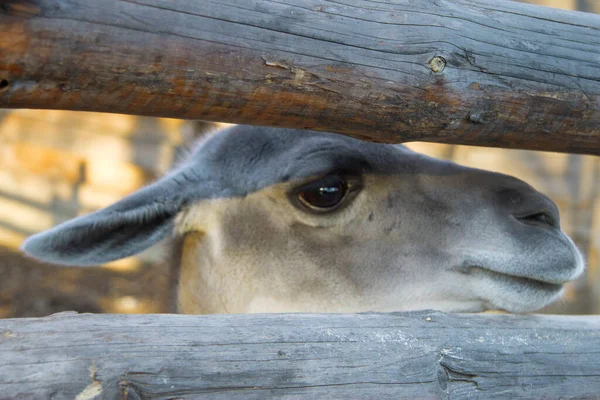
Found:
[0,311,599,399]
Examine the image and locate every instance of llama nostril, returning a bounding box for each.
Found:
[516,211,558,229]
[495,182,561,230]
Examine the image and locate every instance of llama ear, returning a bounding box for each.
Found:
[20,169,205,266]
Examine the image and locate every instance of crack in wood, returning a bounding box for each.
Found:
[437,351,479,396]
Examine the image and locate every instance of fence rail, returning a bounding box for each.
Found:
[0,0,599,154]
[1,311,599,398]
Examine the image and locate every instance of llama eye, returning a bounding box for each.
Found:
[296,175,349,211]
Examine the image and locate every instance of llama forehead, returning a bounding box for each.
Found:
[181,125,422,200]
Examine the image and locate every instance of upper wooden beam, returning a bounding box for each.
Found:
[0,0,599,154]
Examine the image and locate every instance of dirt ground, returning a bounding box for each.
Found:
[0,246,175,318]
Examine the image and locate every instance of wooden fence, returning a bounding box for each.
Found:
[1,0,599,153]
[1,0,600,398]
[1,311,600,399]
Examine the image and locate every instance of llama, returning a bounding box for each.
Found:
[21,125,584,314]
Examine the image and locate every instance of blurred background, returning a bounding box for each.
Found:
[0,0,598,318]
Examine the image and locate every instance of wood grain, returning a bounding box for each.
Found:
[0,311,599,399]
[0,0,599,154]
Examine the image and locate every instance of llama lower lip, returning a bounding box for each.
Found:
[465,266,564,292]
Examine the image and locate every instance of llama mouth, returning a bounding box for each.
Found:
[464,265,570,313]
[462,266,564,293]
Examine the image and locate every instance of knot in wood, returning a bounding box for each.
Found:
[429,56,446,73]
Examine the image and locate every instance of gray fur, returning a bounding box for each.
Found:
[21,125,416,265]
[20,125,585,313]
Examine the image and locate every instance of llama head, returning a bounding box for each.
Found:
[21,125,584,313]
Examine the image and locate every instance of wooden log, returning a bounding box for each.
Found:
[0,1,599,154]
[1,311,600,399]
